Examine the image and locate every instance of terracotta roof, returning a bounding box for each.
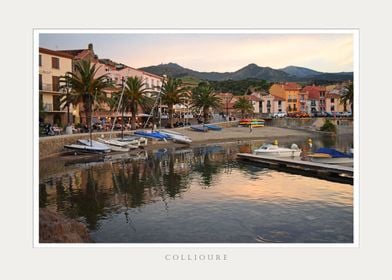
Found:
[244,95,261,102]
[284,82,302,90]
[326,92,340,98]
[273,96,285,101]
[39,47,74,59]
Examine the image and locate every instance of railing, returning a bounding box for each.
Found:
[288,99,297,103]
[40,83,60,92]
[42,103,64,112]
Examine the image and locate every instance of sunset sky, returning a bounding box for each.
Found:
[39,31,353,73]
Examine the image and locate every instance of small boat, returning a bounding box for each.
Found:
[97,138,138,151]
[204,124,222,131]
[159,129,192,144]
[239,118,265,127]
[134,130,170,140]
[64,141,111,154]
[253,143,302,157]
[190,125,208,132]
[117,136,148,146]
[307,148,353,165]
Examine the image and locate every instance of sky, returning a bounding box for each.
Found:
[39,32,353,73]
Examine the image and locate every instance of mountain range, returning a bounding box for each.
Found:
[139,63,353,82]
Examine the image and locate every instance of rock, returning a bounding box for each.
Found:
[39,208,92,243]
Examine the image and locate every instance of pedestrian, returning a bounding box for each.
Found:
[249,123,253,133]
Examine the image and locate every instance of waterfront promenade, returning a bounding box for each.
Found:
[39,124,324,159]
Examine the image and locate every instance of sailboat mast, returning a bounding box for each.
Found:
[89,91,92,146]
[110,77,126,139]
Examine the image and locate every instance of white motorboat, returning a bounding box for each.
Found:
[159,129,192,144]
[253,143,302,157]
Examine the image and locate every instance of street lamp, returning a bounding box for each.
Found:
[64,73,73,135]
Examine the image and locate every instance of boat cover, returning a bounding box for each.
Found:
[315,148,352,158]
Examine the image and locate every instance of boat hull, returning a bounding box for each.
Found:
[254,150,301,157]
[308,157,354,165]
[64,144,110,153]
[204,124,222,131]
[190,125,208,132]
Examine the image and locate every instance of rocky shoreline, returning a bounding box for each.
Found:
[39,208,92,243]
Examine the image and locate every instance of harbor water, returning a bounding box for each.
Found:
[39,134,354,243]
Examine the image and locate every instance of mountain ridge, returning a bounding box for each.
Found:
[139,63,353,82]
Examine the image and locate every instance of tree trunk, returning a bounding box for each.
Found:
[203,107,209,123]
[131,102,137,130]
[84,101,91,130]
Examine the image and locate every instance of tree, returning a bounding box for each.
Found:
[122,76,151,130]
[233,96,254,118]
[161,77,189,128]
[60,60,111,128]
[340,83,354,114]
[190,82,221,123]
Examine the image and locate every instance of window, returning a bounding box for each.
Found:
[52,57,60,69]
[39,74,42,90]
[53,95,61,111]
[39,55,42,67]
[331,98,335,103]
[331,105,335,111]
[52,76,60,91]
[278,100,281,105]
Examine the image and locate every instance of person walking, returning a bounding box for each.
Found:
[249,123,253,133]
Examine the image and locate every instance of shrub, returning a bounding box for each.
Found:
[320,119,336,132]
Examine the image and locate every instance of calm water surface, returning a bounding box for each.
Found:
[39,135,353,243]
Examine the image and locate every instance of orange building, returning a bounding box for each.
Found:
[269,82,302,113]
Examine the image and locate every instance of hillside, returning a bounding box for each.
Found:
[140,63,353,82]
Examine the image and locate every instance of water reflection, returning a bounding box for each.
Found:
[39,134,354,243]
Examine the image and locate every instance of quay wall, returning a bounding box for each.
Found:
[39,121,240,159]
[266,117,353,128]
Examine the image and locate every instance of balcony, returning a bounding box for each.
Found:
[288,99,297,103]
[39,83,60,92]
[42,103,64,112]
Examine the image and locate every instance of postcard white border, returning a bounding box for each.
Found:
[33,28,359,248]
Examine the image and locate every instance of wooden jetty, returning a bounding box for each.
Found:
[236,153,353,184]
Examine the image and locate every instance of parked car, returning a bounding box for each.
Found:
[273,111,287,118]
[312,111,327,117]
[341,111,352,117]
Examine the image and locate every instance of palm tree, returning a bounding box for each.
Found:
[161,77,189,128]
[60,60,111,129]
[190,82,221,123]
[122,76,151,130]
[233,96,254,118]
[340,83,354,114]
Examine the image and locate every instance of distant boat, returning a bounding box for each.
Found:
[307,148,353,166]
[159,129,192,144]
[204,124,222,131]
[134,130,170,140]
[253,143,301,157]
[190,125,208,132]
[239,118,265,127]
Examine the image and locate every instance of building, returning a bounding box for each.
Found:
[301,85,327,113]
[56,44,163,126]
[39,47,77,126]
[269,82,302,113]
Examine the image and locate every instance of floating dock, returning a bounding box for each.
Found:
[236,153,353,184]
